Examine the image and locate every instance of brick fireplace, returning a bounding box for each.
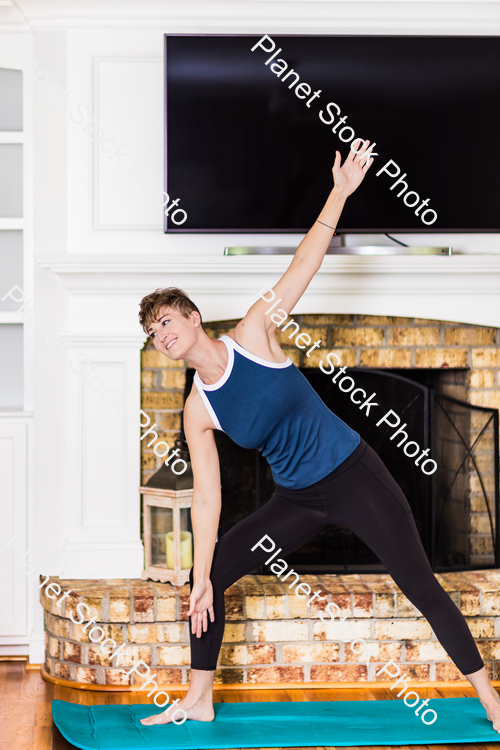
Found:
[141,313,500,564]
[36,313,500,688]
[37,251,500,685]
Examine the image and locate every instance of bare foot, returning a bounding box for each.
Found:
[140,695,214,726]
[479,690,500,732]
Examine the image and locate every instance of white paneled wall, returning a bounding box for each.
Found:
[0,48,31,657]
[0,423,27,637]
[0,67,23,408]
[61,335,145,578]
[93,56,164,229]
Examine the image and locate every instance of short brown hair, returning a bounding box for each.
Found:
[139,287,203,334]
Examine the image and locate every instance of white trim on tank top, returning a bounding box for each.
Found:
[193,337,234,431]
[220,334,293,370]
[193,378,224,431]
[193,336,292,432]
[194,337,235,392]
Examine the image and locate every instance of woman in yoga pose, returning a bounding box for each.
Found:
[139,141,500,731]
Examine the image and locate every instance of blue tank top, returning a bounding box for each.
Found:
[193,335,360,490]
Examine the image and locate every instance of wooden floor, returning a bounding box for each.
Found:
[1,661,500,750]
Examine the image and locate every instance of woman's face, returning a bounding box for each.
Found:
[147,306,200,361]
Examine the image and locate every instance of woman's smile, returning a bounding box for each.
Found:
[165,336,178,350]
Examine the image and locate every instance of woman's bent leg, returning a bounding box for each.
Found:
[190,490,328,669]
[140,486,327,725]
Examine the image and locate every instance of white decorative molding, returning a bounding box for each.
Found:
[0,423,27,637]
[59,332,148,345]
[92,54,164,231]
[35,253,500,328]
[28,631,45,664]
[0,411,34,418]
[0,218,23,229]
[0,312,26,324]
[0,131,23,143]
[35,252,500,276]
[11,0,500,33]
[0,1,28,31]
[62,338,145,578]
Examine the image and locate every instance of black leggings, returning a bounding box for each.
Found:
[190,440,484,676]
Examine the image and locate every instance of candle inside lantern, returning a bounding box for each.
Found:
[166,530,193,570]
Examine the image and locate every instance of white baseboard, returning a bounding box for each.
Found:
[0,643,29,655]
[29,631,45,664]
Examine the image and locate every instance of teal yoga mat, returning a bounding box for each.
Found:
[52,697,500,749]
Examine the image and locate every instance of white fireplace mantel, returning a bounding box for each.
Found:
[36,253,500,328]
[30,248,500,590]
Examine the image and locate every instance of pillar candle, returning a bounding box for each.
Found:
[166,530,193,570]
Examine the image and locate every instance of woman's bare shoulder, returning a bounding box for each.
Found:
[224,322,288,364]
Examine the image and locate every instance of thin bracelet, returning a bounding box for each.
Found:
[316,220,336,231]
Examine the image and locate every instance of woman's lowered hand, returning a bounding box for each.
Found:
[188,578,215,638]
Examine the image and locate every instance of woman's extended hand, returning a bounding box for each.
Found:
[332,140,374,197]
[188,579,215,638]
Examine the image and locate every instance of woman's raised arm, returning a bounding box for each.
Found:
[245,141,374,331]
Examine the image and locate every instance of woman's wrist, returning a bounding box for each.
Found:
[315,186,348,231]
[329,184,349,202]
[193,565,211,585]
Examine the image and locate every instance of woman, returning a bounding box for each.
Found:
[139,142,500,731]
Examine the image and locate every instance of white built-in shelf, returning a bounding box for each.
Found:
[0,132,23,144]
[0,312,23,325]
[0,218,23,230]
[0,129,23,228]
[0,411,33,418]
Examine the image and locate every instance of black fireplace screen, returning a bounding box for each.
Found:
[184,368,499,573]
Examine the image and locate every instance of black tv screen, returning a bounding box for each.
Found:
[165,34,500,233]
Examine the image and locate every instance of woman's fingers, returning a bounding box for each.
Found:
[353,140,371,167]
[190,601,214,638]
[346,141,361,163]
[196,612,202,639]
[358,139,371,158]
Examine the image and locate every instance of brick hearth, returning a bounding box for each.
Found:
[41,571,500,686]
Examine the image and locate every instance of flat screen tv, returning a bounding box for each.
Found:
[164,34,500,233]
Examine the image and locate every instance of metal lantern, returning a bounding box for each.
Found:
[140,437,193,586]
